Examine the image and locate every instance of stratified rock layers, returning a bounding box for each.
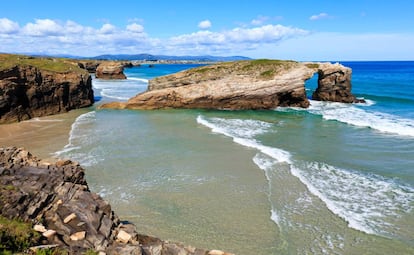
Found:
[0,147,232,255]
[101,60,360,111]
[102,60,314,110]
[0,65,94,124]
[95,62,126,79]
[312,63,362,103]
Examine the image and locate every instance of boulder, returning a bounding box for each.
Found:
[95,62,126,79]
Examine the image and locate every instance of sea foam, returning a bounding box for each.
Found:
[93,76,148,101]
[291,161,414,236]
[196,116,291,163]
[308,100,414,137]
[197,114,414,237]
[54,111,97,165]
[277,100,414,137]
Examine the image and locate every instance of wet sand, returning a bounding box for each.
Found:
[0,108,91,161]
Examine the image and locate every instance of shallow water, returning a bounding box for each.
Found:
[55,63,414,254]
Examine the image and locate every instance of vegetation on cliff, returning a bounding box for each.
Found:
[0,215,40,253]
[0,54,94,124]
[185,59,299,81]
[0,54,85,74]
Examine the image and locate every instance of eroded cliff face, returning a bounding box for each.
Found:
[312,62,364,103]
[0,63,94,124]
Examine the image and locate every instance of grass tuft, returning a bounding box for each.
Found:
[0,215,41,253]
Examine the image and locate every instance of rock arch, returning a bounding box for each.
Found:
[310,62,364,103]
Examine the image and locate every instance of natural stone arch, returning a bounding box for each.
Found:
[310,63,364,103]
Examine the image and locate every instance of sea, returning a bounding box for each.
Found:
[55,62,414,255]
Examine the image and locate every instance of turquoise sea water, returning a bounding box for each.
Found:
[56,62,414,254]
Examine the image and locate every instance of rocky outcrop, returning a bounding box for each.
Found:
[95,62,127,79]
[312,62,364,103]
[0,55,94,124]
[101,60,313,110]
[0,147,233,255]
[100,60,361,111]
[78,61,100,73]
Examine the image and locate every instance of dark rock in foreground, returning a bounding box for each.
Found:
[0,147,233,255]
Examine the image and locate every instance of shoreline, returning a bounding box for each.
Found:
[0,108,91,161]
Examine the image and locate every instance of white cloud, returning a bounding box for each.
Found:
[65,20,85,34]
[0,19,308,56]
[0,18,19,34]
[3,17,412,60]
[309,13,330,21]
[170,24,308,51]
[251,15,269,26]
[126,23,144,33]
[99,23,116,34]
[198,20,212,30]
[23,19,63,36]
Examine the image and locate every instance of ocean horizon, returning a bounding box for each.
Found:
[54,61,414,255]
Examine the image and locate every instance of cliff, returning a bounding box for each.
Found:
[0,147,233,255]
[100,60,361,111]
[0,54,94,124]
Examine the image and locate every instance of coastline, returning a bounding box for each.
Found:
[0,108,91,161]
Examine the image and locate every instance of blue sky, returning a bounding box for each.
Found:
[0,0,413,60]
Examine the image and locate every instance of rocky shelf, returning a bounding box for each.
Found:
[0,147,234,255]
[100,59,363,111]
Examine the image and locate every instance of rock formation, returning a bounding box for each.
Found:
[312,62,364,103]
[0,54,94,124]
[100,60,361,111]
[101,60,314,110]
[78,61,100,73]
[95,62,127,79]
[0,147,233,255]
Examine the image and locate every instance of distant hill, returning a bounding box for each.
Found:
[89,54,251,62]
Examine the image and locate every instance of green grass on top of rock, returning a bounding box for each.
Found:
[0,54,84,74]
[305,63,320,69]
[188,59,299,80]
[0,215,41,253]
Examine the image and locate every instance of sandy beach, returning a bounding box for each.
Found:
[0,108,91,161]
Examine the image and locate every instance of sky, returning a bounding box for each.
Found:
[0,0,413,60]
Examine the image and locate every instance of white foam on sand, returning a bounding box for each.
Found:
[54,111,97,165]
[291,161,414,236]
[196,116,291,163]
[197,114,414,237]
